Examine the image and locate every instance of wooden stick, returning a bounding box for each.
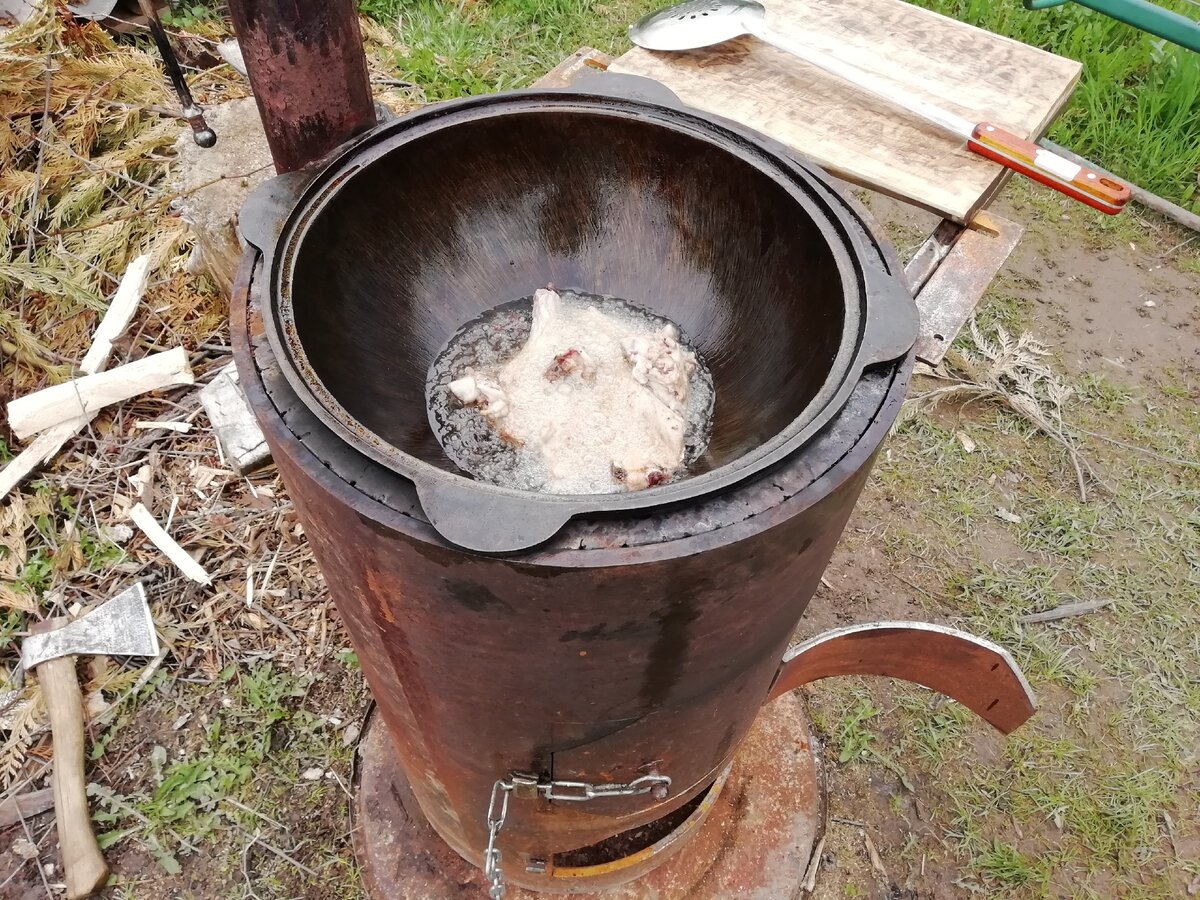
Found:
[128,502,212,585]
[0,787,56,828]
[1018,599,1111,624]
[30,619,110,899]
[78,255,151,376]
[7,346,193,440]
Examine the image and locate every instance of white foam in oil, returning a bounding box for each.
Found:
[427,290,714,494]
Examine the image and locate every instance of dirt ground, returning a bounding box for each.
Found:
[2,175,1197,900]
[797,187,1199,899]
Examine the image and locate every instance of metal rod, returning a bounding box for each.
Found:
[225,0,377,174]
[1026,0,1200,52]
[137,0,216,147]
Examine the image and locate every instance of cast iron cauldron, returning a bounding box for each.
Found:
[234,74,918,891]
[241,74,917,554]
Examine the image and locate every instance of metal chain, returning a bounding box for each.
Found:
[481,771,671,899]
[483,779,513,899]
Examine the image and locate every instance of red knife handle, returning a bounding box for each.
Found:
[967,123,1131,215]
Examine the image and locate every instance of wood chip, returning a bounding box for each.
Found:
[215,38,247,77]
[863,829,888,879]
[8,346,194,440]
[10,837,39,859]
[802,834,825,893]
[128,501,212,585]
[1018,598,1112,623]
[995,506,1022,524]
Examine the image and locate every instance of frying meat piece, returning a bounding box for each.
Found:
[450,288,701,493]
[621,325,695,417]
[449,370,509,421]
[545,347,596,382]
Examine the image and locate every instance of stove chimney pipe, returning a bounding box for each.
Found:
[226,0,376,173]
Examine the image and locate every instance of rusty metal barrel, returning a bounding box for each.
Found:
[231,82,916,891]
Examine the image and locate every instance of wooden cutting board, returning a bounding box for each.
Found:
[609,0,1082,222]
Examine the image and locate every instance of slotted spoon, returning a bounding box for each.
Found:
[629,0,1129,214]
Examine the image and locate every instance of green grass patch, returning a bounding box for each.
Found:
[91,662,362,894]
[973,840,1047,890]
[855,353,1200,896]
[360,0,661,100]
[359,0,1200,211]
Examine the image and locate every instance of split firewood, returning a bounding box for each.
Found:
[78,254,151,376]
[0,255,151,500]
[7,346,193,440]
[0,416,89,500]
[128,502,212,585]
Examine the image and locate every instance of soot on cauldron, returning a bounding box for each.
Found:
[253,83,918,552]
[427,286,715,494]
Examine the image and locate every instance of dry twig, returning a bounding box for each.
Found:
[898,320,1103,500]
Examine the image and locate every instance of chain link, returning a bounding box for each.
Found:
[541,773,672,801]
[481,771,671,898]
[483,780,512,899]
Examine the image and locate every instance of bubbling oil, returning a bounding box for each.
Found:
[426,290,714,494]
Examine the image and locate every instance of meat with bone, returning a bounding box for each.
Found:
[448,288,705,493]
[448,370,509,420]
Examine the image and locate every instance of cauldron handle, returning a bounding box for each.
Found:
[239,170,312,260]
[554,70,688,110]
[414,477,575,554]
[859,263,920,367]
[764,622,1036,734]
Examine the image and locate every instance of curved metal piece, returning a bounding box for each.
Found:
[766,622,1036,734]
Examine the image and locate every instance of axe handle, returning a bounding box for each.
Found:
[31,619,109,899]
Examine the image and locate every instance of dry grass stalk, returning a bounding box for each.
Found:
[0,7,218,394]
[898,320,1102,499]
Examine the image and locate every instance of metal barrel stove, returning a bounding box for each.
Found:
[226,8,1035,893]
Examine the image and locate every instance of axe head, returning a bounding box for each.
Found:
[21,582,159,670]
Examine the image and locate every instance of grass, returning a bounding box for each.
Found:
[90,661,365,895]
[359,0,661,100]
[356,0,1200,211]
[808,324,1200,896]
